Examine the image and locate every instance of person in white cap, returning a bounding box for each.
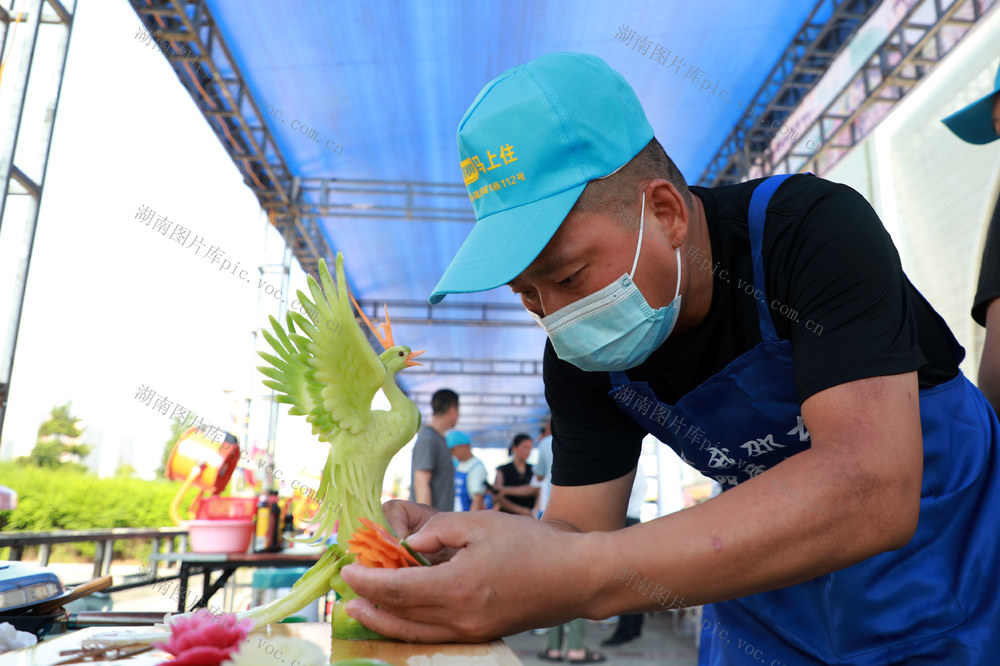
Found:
[342,52,1000,665]
[942,60,1000,414]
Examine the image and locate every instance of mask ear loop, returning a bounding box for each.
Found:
[673,244,682,301]
[634,191,682,301]
[630,195,645,278]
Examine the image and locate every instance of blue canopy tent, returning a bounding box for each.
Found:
[124,0,884,446]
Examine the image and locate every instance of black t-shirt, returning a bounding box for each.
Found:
[496,461,536,511]
[546,175,962,487]
[972,187,1000,326]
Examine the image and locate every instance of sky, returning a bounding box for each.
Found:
[1,0,328,486]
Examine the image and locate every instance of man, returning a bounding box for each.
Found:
[531,419,552,518]
[409,389,459,513]
[942,61,1000,414]
[448,430,491,511]
[343,53,1000,664]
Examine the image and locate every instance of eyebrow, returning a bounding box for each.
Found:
[507,249,577,286]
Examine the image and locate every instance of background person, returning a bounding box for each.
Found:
[532,419,553,518]
[448,430,491,511]
[602,465,647,647]
[942,61,1000,414]
[493,433,537,516]
[409,388,459,512]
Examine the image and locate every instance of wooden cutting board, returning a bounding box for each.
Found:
[6,623,522,665]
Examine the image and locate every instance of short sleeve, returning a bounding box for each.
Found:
[764,180,927,401]
[466,461,487,495]
[411,430,435,472]
[545,341,645,486]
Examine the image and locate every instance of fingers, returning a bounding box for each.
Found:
[340,562,448,609]
[404,513,474,553]
[382,500,413,537]
[344,597,462,643]
[382,499,436,538]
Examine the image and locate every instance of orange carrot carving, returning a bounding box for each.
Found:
[347,517,421,568]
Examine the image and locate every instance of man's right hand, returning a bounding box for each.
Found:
[382,500,458,564]
[384,499,438,538]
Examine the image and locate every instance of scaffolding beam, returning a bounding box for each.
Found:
[405,357,543,377]
[777,0,1000,177]
[699,0,882,185]
[0,0,75,443]
[410,392,547,408]
[354,299,535,328]
[700,0,999,184]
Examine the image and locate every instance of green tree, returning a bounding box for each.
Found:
[26,403,90,470]
[37,403,82,439]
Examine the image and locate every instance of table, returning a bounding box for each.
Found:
[148,549,322,612]
[8,623,522,665]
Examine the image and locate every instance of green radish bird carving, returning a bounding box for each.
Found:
[241,253,424,639]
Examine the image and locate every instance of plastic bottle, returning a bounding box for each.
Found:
[254,493,270,552]
[255,491,282,552]
[282,510,296,550]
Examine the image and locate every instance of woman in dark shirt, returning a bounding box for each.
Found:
[494,433,538,516]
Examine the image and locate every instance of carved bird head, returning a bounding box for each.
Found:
[350,294,425,374]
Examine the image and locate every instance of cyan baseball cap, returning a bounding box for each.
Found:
[942,61,1000,144]
[429,52,654,304]
[446,431,471,448]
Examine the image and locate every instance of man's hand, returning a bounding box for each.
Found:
[383,499,438,539]
[340,511,597,643]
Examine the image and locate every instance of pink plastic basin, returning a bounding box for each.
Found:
[184,519,254,554]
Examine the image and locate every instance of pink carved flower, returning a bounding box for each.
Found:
[155,609,254,666]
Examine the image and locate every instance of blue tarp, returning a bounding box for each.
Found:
[201,0,825,443]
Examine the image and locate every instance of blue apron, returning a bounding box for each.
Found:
[455,459,492,511]
[608,175,1000,664]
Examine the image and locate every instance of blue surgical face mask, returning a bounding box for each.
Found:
[531,194,683,372]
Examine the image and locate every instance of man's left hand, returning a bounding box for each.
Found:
[340,510,596,642]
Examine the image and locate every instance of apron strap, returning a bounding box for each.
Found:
[748,174,796,343]
[609,370,629,387]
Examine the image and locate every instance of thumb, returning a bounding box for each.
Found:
[404,513,473,553]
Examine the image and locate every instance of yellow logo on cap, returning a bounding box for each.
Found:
[461,158,480,186]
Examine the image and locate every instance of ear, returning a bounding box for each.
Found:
[647,179,689,249]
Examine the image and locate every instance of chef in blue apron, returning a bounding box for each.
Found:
[448,430,493,511]
[341,52,1000,663]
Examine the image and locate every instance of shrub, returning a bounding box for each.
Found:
[0,462,202,562]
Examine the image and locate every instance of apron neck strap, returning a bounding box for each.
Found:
[748,174,797,343]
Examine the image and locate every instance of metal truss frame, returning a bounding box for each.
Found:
[775,0,1000,176]
[129,0,331,272]
[353,298,535,328]
[129,2,520,325]
[700,0,999,185]
[404,357,543,377]
[409,391,548,408]
[297,178,474,224]
[0,0,74,442]
[699,0,882,185]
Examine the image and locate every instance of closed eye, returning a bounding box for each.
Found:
[558,270,582,286]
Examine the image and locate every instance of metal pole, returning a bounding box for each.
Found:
[262,216,293,481]
[0,0,74,442]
